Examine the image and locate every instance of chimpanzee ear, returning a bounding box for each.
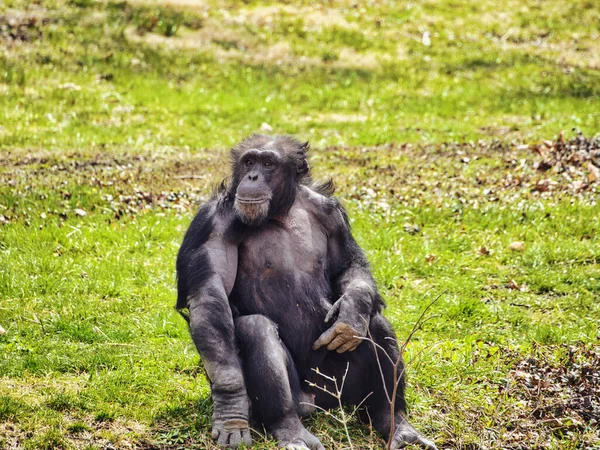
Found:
[299,141,310,152]
[297,158,309,176]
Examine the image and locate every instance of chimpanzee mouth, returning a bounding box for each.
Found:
[234,197,271,225]
[236,197,270,204]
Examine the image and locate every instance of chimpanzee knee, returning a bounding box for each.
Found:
[235,314,279,349]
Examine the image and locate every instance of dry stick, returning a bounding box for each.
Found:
[365,325,393,403]
[368,293,444,450]
[391,315,441,389]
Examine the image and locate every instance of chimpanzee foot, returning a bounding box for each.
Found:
[391,420,437,450]
[271,418,325,450]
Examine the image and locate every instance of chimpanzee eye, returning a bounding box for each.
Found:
[264,161,273,168]
[245,159,254,167]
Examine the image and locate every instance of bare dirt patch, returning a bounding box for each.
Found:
[125,25,381,69]
[232,4,355,31]
[124,0,207,13]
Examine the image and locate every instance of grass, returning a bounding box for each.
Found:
[1,0,599,449]
[1,0,599,150]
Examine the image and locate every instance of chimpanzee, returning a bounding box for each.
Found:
[176,135,436,450]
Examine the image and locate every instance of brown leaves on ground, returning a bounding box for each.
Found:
[0,10,49,44]
[505,343,600,447]
[477,246,490,256]
[1,133,599,225]
[0,150,229,223]
[320,134,599,217]
[532,132,600,186]
[506,279,528,291]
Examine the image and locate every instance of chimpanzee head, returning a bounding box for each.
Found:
[229,135,310,226]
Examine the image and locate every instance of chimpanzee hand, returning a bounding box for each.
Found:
[312,295,369,353]
[212,418,252,448]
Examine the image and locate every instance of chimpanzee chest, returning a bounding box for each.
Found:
[231,205,331,319]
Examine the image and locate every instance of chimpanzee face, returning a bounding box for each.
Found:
[229,135,309,226]
[234,148,285,226]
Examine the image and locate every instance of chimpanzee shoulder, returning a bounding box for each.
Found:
[298,183,386,314]
[298,182,351,232]
[175,190,241,310]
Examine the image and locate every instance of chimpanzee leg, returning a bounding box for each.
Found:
[309,314,436,449]
[234,315,324,450]
[364,315,437,450]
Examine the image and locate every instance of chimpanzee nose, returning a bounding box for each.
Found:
[247,172,258,181]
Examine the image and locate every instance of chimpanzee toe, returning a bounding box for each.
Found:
[391,422,437,450]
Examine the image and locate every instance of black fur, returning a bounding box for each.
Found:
[176,202,215,310]
[176,135,436,450]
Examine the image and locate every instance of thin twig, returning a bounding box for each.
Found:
[358,336,396,366]
[337,363,354,450]
[365,292,444,450]
[366,323,392,404]
[299,402,346,424]
[400,293,445,354]
[305,363,355,450]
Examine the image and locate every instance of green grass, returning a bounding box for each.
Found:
[1,0,599,449]
[1,0,599,150]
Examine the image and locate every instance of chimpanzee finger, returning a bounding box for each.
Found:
[324,298,343,323]
[336,340,356,353]
[349,340,362,352]
[312,327,338,350]
[211,427,220,440]
[326,335,347,351]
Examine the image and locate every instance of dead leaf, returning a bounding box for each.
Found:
[507,279,520,290]
[74,208,87,217]
[508,241,525,252]
[425,254,436,263]
[588,162,600,182]
[506,279,529,291]
[531,179,555,192]
[0,325,5,335]
[478,246,490,255]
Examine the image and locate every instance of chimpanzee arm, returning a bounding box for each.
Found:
[313,200,383,353]
[177,200,251,448]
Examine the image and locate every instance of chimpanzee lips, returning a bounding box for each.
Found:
[236,197,270,204]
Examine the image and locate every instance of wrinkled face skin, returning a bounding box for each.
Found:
[234,148,283,226]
